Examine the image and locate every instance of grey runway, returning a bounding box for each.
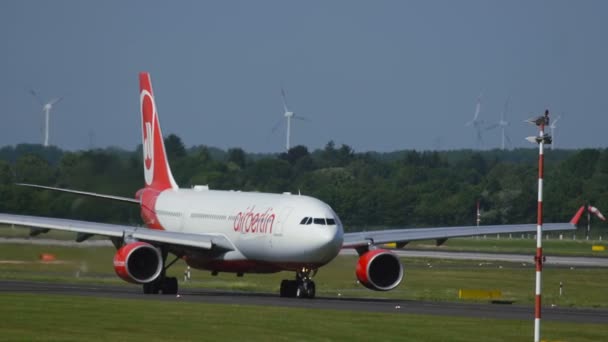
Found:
[1,280,607,324]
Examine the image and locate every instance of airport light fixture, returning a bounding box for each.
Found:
[525,109,551,342]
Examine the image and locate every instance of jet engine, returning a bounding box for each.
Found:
[113,241,163,284]
[356,249,404,291]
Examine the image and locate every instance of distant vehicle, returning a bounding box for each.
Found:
[0,73,576,298]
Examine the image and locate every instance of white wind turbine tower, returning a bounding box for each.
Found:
[29,89,63,147]
[549,114,561,150]
[465,94,484,148]
[486,98,512,150]
[272,88,309,151]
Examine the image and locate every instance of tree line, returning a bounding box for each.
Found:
[0,136,606,234]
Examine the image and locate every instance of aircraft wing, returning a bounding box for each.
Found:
[17,183,139,204]
[0,213,233,251]
[342,222,576,249]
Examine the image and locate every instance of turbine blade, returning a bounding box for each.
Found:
[552,115,561,126]
[501,97,510,121]
[294,115,311,122]
[485,123,499,131]
[473,96,481,120]
[281,88,289,113]
[271,118,283,133]
[48,97,63,106]
[29,89,44,106]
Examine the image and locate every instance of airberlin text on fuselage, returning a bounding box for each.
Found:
[233,207,275,234]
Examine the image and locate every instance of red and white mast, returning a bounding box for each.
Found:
[526,109,551,342]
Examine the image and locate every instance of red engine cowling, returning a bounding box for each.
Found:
[113,242,163,284]
[356,249,404,291]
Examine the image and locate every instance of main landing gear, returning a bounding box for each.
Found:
[143,276,178,295]
[280,268,317,299]
[143,248,179,295]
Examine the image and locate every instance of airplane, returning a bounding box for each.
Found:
[0,72,577,299]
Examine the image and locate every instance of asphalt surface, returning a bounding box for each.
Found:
[2,238,607,323]
[1,280,607,323]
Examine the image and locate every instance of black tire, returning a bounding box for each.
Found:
[143,281,160,294]
[288,280,298,298]
[280,280,289,297]
[306,282,316,299]
[281,280,298,298]
[162,277,178,295]
[296,283,305,298]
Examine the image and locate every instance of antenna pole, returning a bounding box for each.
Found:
[534,119,544,342]
[526,109,551,342]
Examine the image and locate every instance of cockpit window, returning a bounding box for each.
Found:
[313,218,326,225]
[300,217,314,225]
[302,217,336,226]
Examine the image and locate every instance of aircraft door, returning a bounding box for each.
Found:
[272,207,293,237]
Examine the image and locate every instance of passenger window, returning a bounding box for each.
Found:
[313,218,326,225]
[326,218,336,225]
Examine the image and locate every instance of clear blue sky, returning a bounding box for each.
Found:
[1,1,606,152]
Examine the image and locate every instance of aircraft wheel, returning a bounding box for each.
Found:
[305,281,316,299]
[296,283,304,298]
[280,280,289,297]
[280,280,299,298]
[162,277,178,295]
[143,281,160,294]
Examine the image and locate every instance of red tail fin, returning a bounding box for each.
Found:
[139,72,178,191]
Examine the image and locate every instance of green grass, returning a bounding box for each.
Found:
[407,236,608,257]
[1,243,607,308]
[0,293,606,342]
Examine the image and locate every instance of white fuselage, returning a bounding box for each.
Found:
[153,188,344,273]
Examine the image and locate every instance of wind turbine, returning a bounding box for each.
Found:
[549,114,561,150]
[29,89,63,147]
[272,87,309,151]
[465,94,484,148]
[486,97,512,150]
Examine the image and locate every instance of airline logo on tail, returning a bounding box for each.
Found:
[140,89,156,185]
[139,72,178,191]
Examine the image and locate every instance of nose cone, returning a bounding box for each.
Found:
[313,223,344,264]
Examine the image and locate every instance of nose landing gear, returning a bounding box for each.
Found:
[279,268,317,299]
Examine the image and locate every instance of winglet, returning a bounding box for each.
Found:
[570,205,586,226]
